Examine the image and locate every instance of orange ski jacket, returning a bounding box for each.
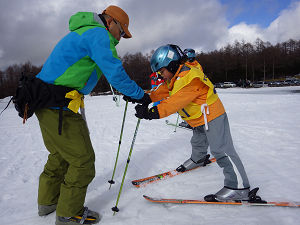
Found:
[149,63,225,128]
[186,60,203,72]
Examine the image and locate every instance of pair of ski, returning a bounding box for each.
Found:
[131,157,300,208]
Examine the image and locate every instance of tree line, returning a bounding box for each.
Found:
[198,38,300,84]
[1,38,300,99]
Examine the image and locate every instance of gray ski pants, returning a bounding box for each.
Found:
[190,113,250,188]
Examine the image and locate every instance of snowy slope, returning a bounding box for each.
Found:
[0,86,300,225]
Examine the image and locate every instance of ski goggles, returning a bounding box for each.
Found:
[113,19,126,38]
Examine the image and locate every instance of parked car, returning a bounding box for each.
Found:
[285,79,300,86]
[214,82,224,88]
[293,80,300,86]
[253,81,267,88]
[268,81,283,87]
[268,79,300,87]
[268,81,276,87]
[281,80,290,86]
[223,82,236,88]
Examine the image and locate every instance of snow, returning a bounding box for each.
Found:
[1,86,300,225]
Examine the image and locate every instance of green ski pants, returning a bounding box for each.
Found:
[35,108,95,217]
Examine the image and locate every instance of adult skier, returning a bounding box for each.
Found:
[35,5,150,225]
[133,44,251,202]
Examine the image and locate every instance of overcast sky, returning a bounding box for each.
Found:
[0,0,300,69]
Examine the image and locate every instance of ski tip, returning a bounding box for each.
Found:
[143,195,153,201]
[131,180,142,188]
[143,195,162,202]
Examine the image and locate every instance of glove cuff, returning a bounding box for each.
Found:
[141,93,152,105]
[149,106,160,119]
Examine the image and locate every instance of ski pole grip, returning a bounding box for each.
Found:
[108,180,115,184]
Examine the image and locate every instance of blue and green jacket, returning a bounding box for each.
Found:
[37,12,144,99]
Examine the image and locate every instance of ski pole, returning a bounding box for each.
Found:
[110,84,120,107]
[108,100,129,189]
[174,114,180,132]
[112,118,141,215]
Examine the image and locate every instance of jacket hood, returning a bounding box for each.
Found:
[69,12,119,46]
[69,12,104,31]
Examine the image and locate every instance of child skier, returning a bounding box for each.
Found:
[134,44,251,201]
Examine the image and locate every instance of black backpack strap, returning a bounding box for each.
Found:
[58,107,63,135]
[0,97,13,116]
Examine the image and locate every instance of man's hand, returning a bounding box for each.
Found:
[123,93,152,106]
[123,95,137,103]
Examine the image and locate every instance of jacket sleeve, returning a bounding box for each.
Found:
[149,83,170,102]
[82,27,144,99]
[156,78,203,118]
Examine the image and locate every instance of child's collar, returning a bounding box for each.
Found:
[167,64,183,90]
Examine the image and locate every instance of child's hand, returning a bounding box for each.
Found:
[135,105,159,120]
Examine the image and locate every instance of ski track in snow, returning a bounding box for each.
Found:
[0,86,300,225]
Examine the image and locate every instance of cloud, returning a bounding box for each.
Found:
[217,1,300,48]
[0,0,228,69]
[0,48,4,58]
[116,0,228,55]
[0,0,299,69]
[216,22,264,48]
[265,1,300,43]
[0,0,111,68]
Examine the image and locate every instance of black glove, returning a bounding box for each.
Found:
[123,93,152,106]
[135,104,160,120]
[123,95,137,103]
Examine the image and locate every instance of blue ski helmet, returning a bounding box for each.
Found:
[184,48,196,61]
[150,45,181,73]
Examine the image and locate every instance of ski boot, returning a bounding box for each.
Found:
[176,154,211,172]
[56,207,101,225]
[204,186,250,202]
[38,204,57,216]
[204,186,267,203]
